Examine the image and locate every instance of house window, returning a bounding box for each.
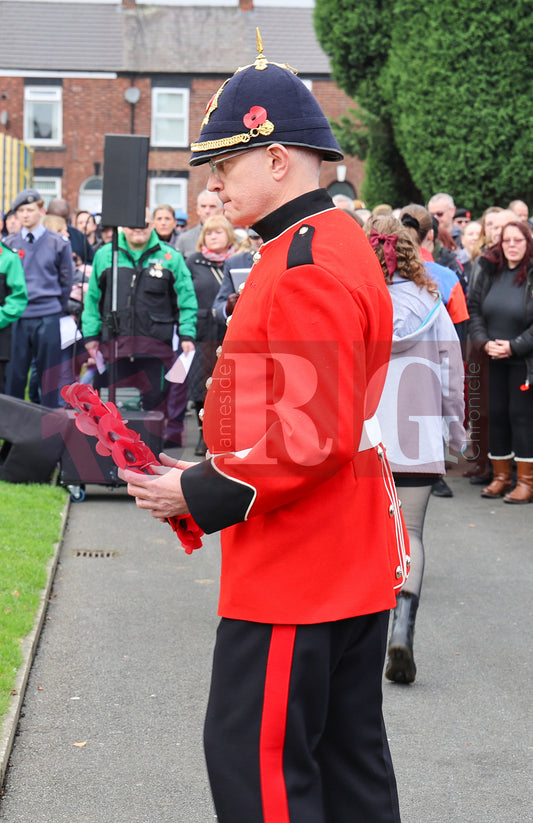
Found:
[151,88,189,147]
[24,86,63,146]
[33,176,62,209]
[78,176,103,215]
[149,177,187,213]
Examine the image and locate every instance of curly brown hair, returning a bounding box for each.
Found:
[365,214,439,299]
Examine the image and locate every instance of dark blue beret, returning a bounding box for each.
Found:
[11,188,42,211]
[190,54,343,166]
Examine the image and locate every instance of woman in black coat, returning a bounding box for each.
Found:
[185,214,238,454]
[467,220,533,503]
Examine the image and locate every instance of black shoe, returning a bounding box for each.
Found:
[464,462,491,485]
[431,477,453,497]
[469,474,491,485]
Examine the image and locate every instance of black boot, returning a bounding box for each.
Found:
[195,428,207,456]
[194,402,207,457]
[385,591,419,684]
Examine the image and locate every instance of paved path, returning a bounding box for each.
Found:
[0,450,531,821]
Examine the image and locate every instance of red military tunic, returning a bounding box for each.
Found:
[181,189,409,623]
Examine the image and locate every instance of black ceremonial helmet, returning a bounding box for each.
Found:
[189,30,343,167]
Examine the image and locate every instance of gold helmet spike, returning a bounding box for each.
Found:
[255,29,268,71]
[234,30,298,75]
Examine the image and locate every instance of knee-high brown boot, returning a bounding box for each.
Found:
[503,461,533,504]
[481,457,513,498]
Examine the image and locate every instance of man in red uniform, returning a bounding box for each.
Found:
[121,37,409,823]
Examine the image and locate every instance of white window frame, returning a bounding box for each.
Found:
[33,176,62,209]
[78,176,103,215]
[24,86,63,146]
[149,177,188,214]
[151,87,189,148]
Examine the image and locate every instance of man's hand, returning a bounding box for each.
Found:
[118,455,198,521]
[85,341,99,355]
[226,293,238,316]
[181,340,195,355]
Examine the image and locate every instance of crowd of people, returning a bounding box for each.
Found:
[1,32,532,821]
[0,183,531,481]
[0,182,531,514]
[335,193,533,502]
[0,177,531,697]
[0,188,259,450]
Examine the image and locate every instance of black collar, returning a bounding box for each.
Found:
[253,189,334,243]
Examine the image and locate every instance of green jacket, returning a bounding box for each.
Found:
[81,231,197,349]
[0,240,28,360]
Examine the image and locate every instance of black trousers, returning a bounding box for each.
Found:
[488,359,533,458]
[204,613,401,823]
[5,314,62,407]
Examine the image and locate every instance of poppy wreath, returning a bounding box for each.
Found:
[60,383,204,553]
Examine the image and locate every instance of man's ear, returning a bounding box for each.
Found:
[266,143,290,180]
[422,229,434,250]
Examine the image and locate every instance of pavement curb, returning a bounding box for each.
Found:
[0,495,70,788]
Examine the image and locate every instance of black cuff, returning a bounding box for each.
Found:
[181,459,255,534]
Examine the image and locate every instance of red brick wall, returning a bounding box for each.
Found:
[0,74,364,223]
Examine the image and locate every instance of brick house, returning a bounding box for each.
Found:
[0,0,363,224]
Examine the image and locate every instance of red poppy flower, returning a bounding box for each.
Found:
[74,412,102,441]
[168,515,204,554]
[164,252,172,260]
[111,437,157,471]
[243,106,267,130]
[18,249,25,259]
[97,412,136,451]
[61,383,100,411]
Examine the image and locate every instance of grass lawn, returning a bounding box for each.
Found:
[0,481,67,719]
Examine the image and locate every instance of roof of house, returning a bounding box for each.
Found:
[0,2,331,76]
[0,2,124,72]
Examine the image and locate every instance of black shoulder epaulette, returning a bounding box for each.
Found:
[287,224,315,268]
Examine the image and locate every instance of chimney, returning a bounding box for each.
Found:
[240,0,254,11]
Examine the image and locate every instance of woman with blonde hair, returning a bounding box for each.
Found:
[366,214,465,683]
[186,214,238,454]
[471,206,502,262]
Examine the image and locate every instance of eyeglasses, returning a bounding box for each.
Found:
[208,148,256,179]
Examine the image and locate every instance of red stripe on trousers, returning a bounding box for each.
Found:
[260,624,297,823]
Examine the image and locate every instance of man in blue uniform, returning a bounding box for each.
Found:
[4,188,73,407]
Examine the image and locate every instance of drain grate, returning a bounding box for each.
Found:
[74,550,120,559]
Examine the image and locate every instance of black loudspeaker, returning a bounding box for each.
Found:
[0,395,69,483]
[100,134,149,228]
[59,409,164,487]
